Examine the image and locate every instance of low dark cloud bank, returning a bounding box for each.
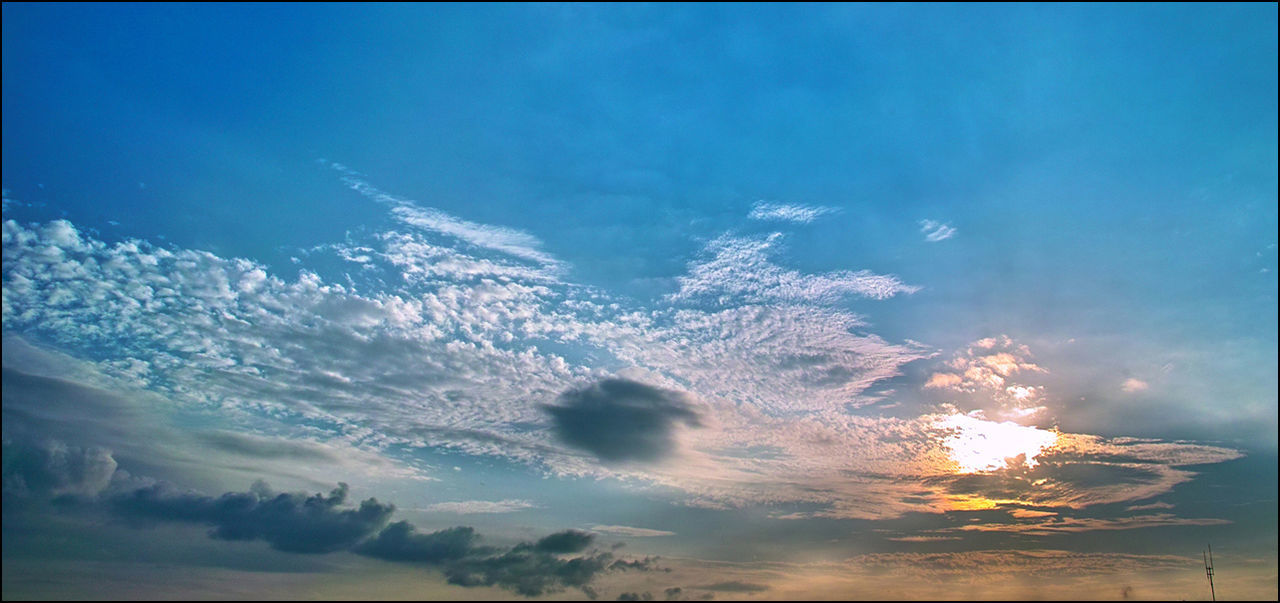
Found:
[543,378,703,463]
[110,480,394,554]
[2,438,657,597]
[2,437,117,500]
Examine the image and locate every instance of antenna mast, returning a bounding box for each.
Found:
[1203,543,1216,601]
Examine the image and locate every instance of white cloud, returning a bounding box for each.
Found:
[669,233,919,305]
[416,499,538,514]
[329,162,562,269]
[919,219,956,242]
[1121,377,1149,393]
[922,335,1049,421]
[748,201,838,224]
[589,525,676,537]
[1125,500,1174,512]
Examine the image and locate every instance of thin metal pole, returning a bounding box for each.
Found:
[1204,544,1215,601]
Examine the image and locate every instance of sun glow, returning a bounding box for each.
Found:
[938,413,1059,474]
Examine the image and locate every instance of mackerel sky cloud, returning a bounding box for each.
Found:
[3,3,1276,600]
[748,201,840,224]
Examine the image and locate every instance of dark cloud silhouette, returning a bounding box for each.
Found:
[109,480,395,554]
[357,523,624,596]
[356,521,487,563]
[610,556,663,572]
[98,477,654,597]
[2,430,658,600]
[617,592,653,601]
[535,529,595,553]
[543,378,702,463]
[444,541,616,597]
[2,437,117,501]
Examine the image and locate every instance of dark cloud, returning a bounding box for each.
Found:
[109,480,395,554]
[610,556,663,572]
[696,581,769,592]
[535,529,595,553]
[2,425,658,598]
[543,378,702,463]
[617,592,654,601]
[358,522,627,596]
[444,542,616,597]
[24,468,655,598]
[2,437,117,501]
[119,481,641,596]
[356,521,486,563]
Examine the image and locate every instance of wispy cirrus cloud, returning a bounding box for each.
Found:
[417,499,539,514]
[668,233,919,305]
[1125,500,1173,512]
[590,525,676,538]
[946,513,1231,535]
[328,162,562,270]
[748,201,838,224]
[919,219,956,242]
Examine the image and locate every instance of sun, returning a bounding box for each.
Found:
[937,412,1059,474]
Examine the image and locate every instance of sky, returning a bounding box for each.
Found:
[2,3,1276,600]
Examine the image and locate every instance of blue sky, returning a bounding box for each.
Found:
[3,3,1276,600]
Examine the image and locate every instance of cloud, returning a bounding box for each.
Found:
[919,219,956,242]
[443,542,617,597]
[695,581,769,592]
[591,525,676,537]
[2,192,937,515]
[618,304,934,418]
[1121,378,1149,393]
[0,356,433,491]
[669,233,919,305]
[947,513,1231,535]
[329,162,561,269]
[1125,501,1173,512]
[356,522,482,563]
[110,480,396,554]
[417,499,538,514]
[543,378,703,464]
[747,202,838,224]
[923,372,963,389]
[0,174,1247,532]
[535,529,597,553]
[27,465,656,598]
[921,431,1243,513]
[194,430,357,462]
[2,438,117,500]
[923,335,1049,421]
[846,549,1196,576]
